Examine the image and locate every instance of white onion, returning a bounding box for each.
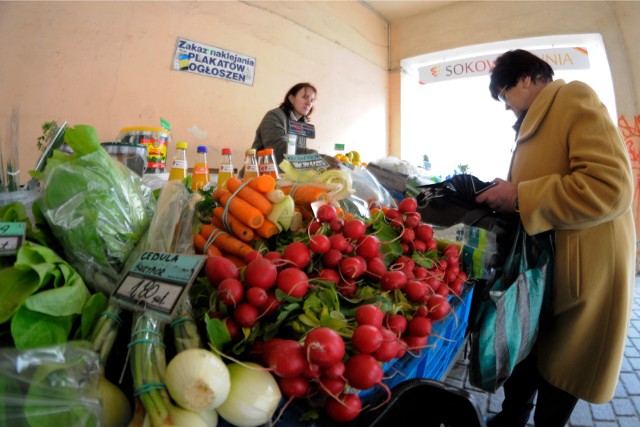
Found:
[216,362,282,427]
[169,405,211,427]
[165,349,230,412]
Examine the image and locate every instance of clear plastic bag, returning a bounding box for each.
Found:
[0,342,102,427]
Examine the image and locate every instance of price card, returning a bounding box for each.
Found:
[283,153,330,170]
[287,121,316,138]
[112,251,206,320]
[0,222,26,256]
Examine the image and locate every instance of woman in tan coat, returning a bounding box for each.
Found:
[476,49,635,427]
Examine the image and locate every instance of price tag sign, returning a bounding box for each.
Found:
[287,121,316,139]
[0,222,26,256]
[283,153,330,170]
[112,251,206,320]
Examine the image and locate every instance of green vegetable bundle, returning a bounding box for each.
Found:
[36,125,155,294]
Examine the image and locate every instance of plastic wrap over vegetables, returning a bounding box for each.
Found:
[36,125,155,294]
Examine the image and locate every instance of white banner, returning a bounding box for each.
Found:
[418,47,590,84]
[172,37,256,86]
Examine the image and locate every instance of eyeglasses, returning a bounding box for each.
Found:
[498,86,509,103]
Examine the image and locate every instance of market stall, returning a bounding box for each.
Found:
[0,124,486,427]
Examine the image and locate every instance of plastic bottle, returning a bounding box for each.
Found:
[168,141,188,181]
[258,148,279,179]
[242,148,260,182]
[216,148,234,190]
[192,146,210,191]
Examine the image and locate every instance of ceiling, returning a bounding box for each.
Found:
[362,1,454,22]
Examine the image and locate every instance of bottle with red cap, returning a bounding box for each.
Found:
[216,147,234,190]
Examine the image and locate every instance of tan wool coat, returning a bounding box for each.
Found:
[510,79,636,403]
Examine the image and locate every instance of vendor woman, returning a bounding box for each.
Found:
[251,82,318,167]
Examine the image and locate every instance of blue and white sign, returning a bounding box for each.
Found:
[172,37,256,86]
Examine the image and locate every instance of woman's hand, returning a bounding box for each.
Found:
[475,177,519,213]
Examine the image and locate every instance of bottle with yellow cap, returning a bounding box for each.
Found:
[242,148,260,182]
[168,141,189,181]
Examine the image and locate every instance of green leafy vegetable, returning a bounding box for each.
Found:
[37,125,155,293]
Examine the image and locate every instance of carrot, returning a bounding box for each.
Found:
[280,185,330,206]
[247,175,276,193]
[193,233,222,257]
[213,189,265,229]
[220,252,246,268]
[254,218,280,239]
[226,177,273,215]
[213,206,254,242]
[199,224,216,240]
[202,224,255,259]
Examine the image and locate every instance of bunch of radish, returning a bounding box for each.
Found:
[203,196,470,423]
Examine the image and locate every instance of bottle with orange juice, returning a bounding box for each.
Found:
[216,148,234,190]
[242,148,260,182]
[168,141,188,181]
[192,145,210,191]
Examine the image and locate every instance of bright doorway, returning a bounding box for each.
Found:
[399,34,617,182]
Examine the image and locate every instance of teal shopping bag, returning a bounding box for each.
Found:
[469,224,554,392]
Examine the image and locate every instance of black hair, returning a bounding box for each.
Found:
[489,49,554,100]
[279,82,317,118]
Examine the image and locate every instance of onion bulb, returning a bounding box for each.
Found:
[165,349,230,412]
[216,362,282,427]
[98,376,132,427]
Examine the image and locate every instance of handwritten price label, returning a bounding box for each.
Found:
[112,251,206,319]
[0,222,25,256]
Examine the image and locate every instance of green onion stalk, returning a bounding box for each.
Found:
[171,299,203,352]
[130,313,172,427]
[89,299,123,368]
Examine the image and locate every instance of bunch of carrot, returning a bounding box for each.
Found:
[193,175,280,264]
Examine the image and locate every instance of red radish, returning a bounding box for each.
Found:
[244,250,262,264]
[425,238,438,251]
[427,294,451,320]
[276,267,309,298]
[309,234,331,254]
[384,208,401,221]
[413,239,427,253]
[217,278,244,306]
[329,233,348,252]
[316,204,338,223]
[380,270,408,291]
[403,212,421,228]
[337,279,358,297]
[325,393,362,423]
[366,257,387,280]
[445,268,458,284]
[393,255,415,271]
[258,292,280,318]
[351,324,383,354]
[266,339,307,378]
[408,316,432,337]
[405,280,428,303]
[415,304,430,318]
[344,353,383,390]
[400,228,416,245]
[425,276,442,293]
[307,220,322,235]
[304,327,345,367]
[303,362,322,379]
[244,257,278,290]
[355,235,380,259]
[342,219,366,240]
[414,266,428,278]
[415,224,434,242]
[450,279,464,295]
[233,302,259,328]
[316,268,340,284]
[339,256,365,279]
[385,314,408,336]
[246,286,268,308]
[329,218,344,233]
[372,328,400,362]
[264,251,283,263]
[322,362,345,379]
[283,241,311,269]
[318,376,346,396]
[278,375,312,398]
[404,334,429,352]
[343,241,355,254]
[322,248,343,268]
[396,338,408,359]
[397,197,418,214]
[355,304,385,328]
[224,317,241,341]
[443,243,460,255]
[205,255,240,287]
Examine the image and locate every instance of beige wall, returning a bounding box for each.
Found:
[0,1,388,176]
[388,0,640,156]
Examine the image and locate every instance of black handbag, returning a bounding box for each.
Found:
[415,174,519,266]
